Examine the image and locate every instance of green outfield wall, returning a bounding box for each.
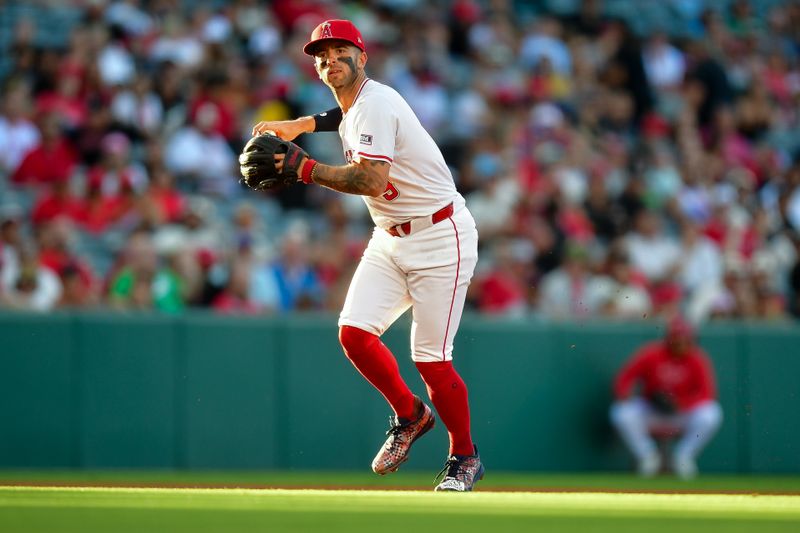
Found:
[1,312,798,473]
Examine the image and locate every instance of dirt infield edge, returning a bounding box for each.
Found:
[1,480,799,495]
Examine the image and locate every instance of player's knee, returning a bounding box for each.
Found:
[415,360,452,384]
[610,401,639,427]
[338,325,377,355]
[693,402,723,430]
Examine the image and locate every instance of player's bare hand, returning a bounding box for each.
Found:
[274,152,285,172]
[252,118,314,141]
[273,153,309,182]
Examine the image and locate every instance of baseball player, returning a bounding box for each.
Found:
[610,317,723,479]
[248,19,483,491]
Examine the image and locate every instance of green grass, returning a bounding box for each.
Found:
[1,471,799,532]
[2,469,800,493]
[1,487,799,532]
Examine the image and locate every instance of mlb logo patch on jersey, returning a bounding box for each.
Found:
[360,134,373,145]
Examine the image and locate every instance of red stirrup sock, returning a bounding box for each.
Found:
[415,361,474,456]
[339,326,417,420]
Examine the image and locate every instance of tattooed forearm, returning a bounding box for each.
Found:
[313,159,389,196]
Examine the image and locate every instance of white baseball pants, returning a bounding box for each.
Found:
[610,397,723,462]
[339,206,478,363]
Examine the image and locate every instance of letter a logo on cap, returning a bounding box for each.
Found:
[320,22,332,39]
[304,19,366,55]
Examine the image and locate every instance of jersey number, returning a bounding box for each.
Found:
[382,181,399,201]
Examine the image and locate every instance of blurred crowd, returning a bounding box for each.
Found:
[2,0,800,322]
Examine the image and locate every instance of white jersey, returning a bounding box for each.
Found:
[339,78,465,229]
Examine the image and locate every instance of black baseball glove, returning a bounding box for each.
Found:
[650,391,678,415]
[238,134,308,190]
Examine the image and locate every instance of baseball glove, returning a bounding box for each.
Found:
[238,134,308,190]
[650,391,678,415]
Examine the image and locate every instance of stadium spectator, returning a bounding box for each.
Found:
[610,317,723,478]
[251,224,322,312]
[86,132,147,198]
[536,242,601,319]
[164,102,238,197]
[11,113,77,188]
[110,74,164,141]
[0,244,62,312]
[37,219,97,308]
[642,31,686,92]
[625,210,681,283]
[465,148,519,241]
[520,17,571,75]
[74,170,127,234]
[211,258,262,314]
[0,207,24,292]
[107,231,185,313]
[474,239,530,316]
[30,174,83,227]
[678,221,724,297]
[141,166,187,225]
[591,244,652,319]
[312,198,367,312]
[152,197,226,258]
[0,0,797,321]
[0,80,40,176]
[34,67,89,132]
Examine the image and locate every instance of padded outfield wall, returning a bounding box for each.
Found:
[1,312,798,473]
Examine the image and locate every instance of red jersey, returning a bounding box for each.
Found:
[11,140,77,187]
[614,340,717,412]
[31,193,83,226]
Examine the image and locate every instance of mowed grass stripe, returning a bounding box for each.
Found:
[1,487,799,521]
[2,471,800,493]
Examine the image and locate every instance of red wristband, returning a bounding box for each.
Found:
[300,159,317,184]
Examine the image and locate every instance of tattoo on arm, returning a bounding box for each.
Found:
[313,159,389,196]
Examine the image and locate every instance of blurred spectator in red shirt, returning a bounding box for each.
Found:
[30,174,83,227]
[35,70,89,131]
[142,166,186,225]
[36,219,97,308]
[610,317,722,479]
[474,239,529,316]
[188,74,238,143]
[212,258,262,314]
[75,132,146,231]
[74,171,125,234]
[11,113,77,188]
[85,132,147,198]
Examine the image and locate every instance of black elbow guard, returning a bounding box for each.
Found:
[313,107,343,132]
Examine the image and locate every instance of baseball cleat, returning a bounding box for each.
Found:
[637,451,662,478]
[371,399,435,475]
[673,453,697,480]
[434,446,484,492]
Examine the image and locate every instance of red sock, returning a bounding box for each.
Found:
[339,326,416,419]
[415,361,474,456]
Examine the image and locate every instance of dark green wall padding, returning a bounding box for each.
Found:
[1,312,798,473]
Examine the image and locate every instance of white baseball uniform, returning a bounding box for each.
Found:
[337,78,478,363]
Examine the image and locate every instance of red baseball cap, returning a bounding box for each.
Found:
[303,19,365,56]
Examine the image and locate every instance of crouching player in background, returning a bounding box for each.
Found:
[610,317,722,478]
